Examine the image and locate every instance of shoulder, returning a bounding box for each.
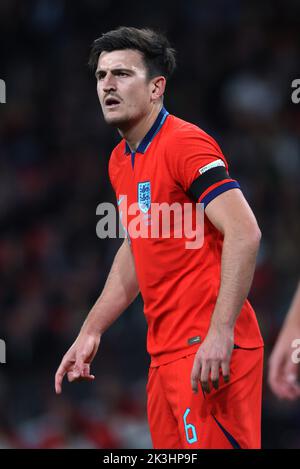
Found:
[162,115,229,191]
[108,139,126,189]
[110,139,125,160]
[109,139,126,169]
[164,114,222,153]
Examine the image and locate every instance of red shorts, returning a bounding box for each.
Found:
[147,346,264,449]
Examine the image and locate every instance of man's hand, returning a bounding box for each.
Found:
[191,324,234,394]
[55,330,101,394]
[268,327,300,400]
[268,282,300,400]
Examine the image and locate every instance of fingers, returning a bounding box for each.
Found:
[284,356,298,386]
[271,380,300,400]
[55,360,69,394]
[221,361,230,384]
[200,361,211,393]
[285,372,300,398]
[71,356,85,380]
[268,350,287,397]
[67,371,95,382]
[82,363,95,378]
[210,361,220,390]
[68,363,95,383]
[269,355,300,400]
[191,356,212,394]
[191,357,231,395]
[283,382,300,400]
[191,355,201,394]
[55,358,95,394]
[201,361,227,393]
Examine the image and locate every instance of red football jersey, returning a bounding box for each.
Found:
[109,107,264,366]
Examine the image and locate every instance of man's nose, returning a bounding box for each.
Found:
[103,73,117,92]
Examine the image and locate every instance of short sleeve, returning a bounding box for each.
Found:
[108,150,117,193]
[170,125,240,208]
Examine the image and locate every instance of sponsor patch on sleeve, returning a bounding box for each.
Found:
[199,159,225,175]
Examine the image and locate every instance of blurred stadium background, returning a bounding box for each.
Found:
[0,0,300,449]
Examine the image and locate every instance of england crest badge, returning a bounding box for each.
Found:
[138,181,151,213]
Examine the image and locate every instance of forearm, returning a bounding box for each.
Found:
[281,282,300,332]
[210,228,261,330]
[82,239,139,336]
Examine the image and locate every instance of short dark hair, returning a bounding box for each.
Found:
[88,26,176,80]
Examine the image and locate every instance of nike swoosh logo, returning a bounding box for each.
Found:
[117,196,124,206]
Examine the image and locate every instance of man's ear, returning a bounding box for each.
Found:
[151,76,166,101]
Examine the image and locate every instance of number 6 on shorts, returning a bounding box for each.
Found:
[183,408,198,444]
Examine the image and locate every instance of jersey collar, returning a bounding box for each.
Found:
[124,106,169,155]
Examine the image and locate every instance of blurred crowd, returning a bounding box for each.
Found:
[0,0,299,448]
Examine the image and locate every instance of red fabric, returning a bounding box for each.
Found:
[147,347,264,449]
[109,114,263,366]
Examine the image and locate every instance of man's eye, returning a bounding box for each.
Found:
[118,72,128,76]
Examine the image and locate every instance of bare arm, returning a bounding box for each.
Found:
[55,238,139,394]
[280,282,300,331]
[206,189,261,330]
[191,189,261,393]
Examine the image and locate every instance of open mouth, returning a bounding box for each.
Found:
[105,97,121,108]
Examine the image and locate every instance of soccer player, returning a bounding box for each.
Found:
[268,282,300,400]
[55,27,264,449]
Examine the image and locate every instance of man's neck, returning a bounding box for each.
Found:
[119,103,163,152]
